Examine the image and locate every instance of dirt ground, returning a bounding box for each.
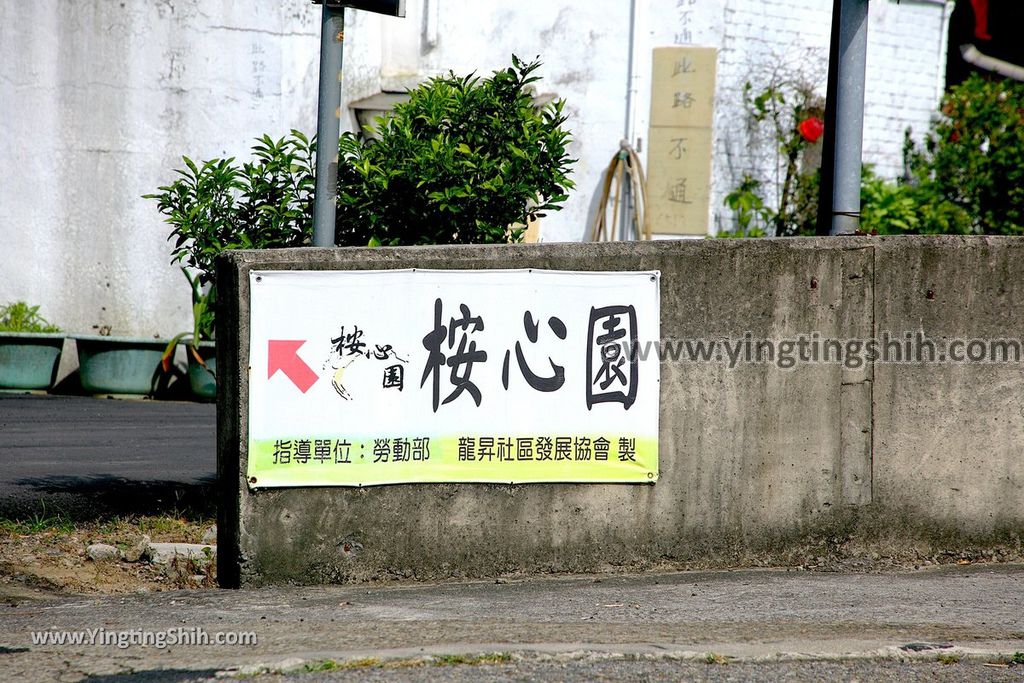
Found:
[2,512,1023,598]
[0,514,215,598]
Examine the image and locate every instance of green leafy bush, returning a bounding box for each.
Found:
[905,74,1024,235]
[146,131,315,288]
[721,175,771,238]
[145,132,315,343]
[860,167,971,235]
[334,56,575,246]
[146,58,574,345]
[0,302,60,333]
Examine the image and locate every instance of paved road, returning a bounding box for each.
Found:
[1,564,1021,681]
[0,394,216,519]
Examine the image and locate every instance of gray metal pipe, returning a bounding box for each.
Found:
[312,5,345,248]
[830,0,869,236]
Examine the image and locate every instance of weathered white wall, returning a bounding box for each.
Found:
[342,0,949,240]
[0,1,319,336]
[0,0,948,334]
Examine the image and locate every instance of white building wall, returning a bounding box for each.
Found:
[0,1,320,337]
[0,0,948,336]
[346,0,950,240]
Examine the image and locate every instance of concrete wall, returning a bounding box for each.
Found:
[217,236,1024,587]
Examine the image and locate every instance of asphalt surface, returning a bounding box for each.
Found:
[1,564,1021,682]
[0,394,216,518]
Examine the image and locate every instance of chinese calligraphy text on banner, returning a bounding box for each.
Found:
[247,269,661,487]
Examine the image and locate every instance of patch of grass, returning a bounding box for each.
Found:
[1011,652,1024,665]
[84,515,212,544]
[433,653,513,667]
[301,660,341,672]
[0,511,75,537]
[135,515,199,539]
[383,659,428,669]
[704,652,731,665]
[937,653,961,665]
[292,657,432,675]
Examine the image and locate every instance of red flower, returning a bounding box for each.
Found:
[798,117,825,144]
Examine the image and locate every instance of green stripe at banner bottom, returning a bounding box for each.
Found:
[247,434,658,487]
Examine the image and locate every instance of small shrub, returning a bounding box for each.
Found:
[0,302,60,333]
[146,57,574,340]
[720,66,825,238]
[145,131,315,288]
[906,74,1024,235]
[335,56,575,246]
[145,132,315,343]
[860,166,971,235]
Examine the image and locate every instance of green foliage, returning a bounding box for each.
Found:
[905,75,1024,235]
[724,71,1019,237]
[146,58,574,344]
[735,77,824,237]
[0,508,73,536]
[721,175,771,237]
[860,167,971,235]
[0,302,60,333]
[145,132,315,345]
[161,269,215,369]
[334,56,575,246]
[145,131,315,286]
[433,653,513,666]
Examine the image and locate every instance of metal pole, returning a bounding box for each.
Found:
[620,0,639,241]
[829,0,869,235]
[312,5,345,247]
[815,0,841,236]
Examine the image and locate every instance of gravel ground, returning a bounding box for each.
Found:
[51,656,1024,682]
[266,659,1024,683]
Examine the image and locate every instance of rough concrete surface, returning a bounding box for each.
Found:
[873,237,1024,534]
[0,565,1021,682]
[218,237,1024,587]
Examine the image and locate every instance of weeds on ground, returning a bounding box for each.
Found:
[434,653,513,666]
[0,510,75,537]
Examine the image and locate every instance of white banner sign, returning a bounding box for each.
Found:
[247,269,660,487]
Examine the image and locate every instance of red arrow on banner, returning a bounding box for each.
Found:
[268,340,319,393]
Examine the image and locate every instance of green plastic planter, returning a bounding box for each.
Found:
[187,341,217,401]
[74,335,168,396]
[0,333,65,390]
